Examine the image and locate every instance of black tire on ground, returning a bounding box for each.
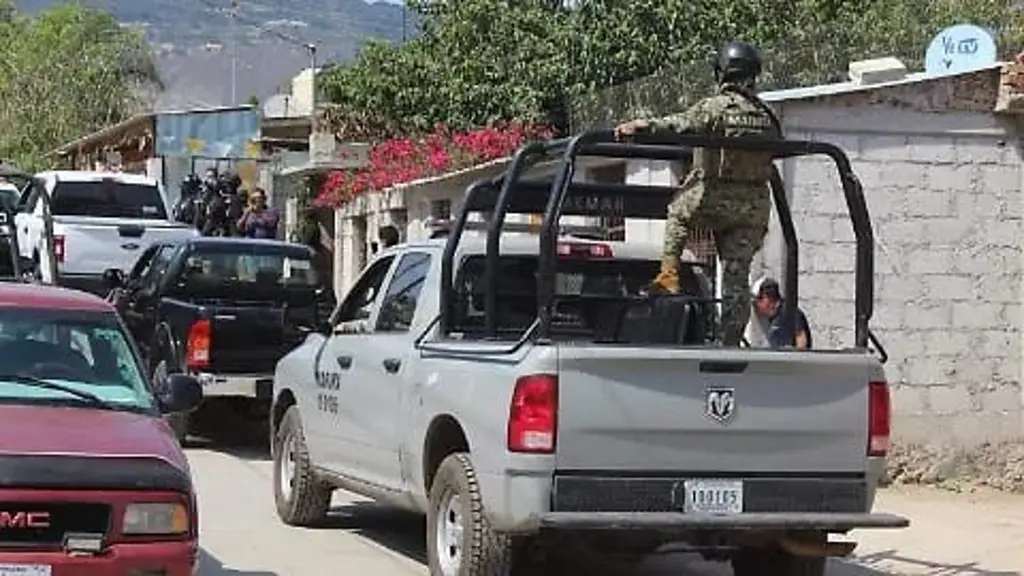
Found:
[167,412,190,445]
[429,453,529,576]
[731,546,827,576]
[152,359,191,446]
[272,406,331,526]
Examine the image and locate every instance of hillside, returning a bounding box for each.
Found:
[18,0,411,109]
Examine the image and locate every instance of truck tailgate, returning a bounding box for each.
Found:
[57,216,195,275]
[209,303,309,373]
[555,346,871,473]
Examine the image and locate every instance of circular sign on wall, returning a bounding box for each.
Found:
[924,24,998,76]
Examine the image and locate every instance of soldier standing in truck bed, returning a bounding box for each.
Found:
[614,40,783,346]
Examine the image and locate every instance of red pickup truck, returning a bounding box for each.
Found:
[0,282,203,575]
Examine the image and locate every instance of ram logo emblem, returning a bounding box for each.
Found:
[705,388,736,424]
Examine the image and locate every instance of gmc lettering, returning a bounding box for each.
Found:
[0,511,51,529]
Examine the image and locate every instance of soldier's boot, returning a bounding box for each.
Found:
[647,258,681,294]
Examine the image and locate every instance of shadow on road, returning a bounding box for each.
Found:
[184,400,272,462]
[199,548,279,575]
[317,502,427,564]
[836,549,1022,576]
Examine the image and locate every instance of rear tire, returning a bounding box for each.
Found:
[427,453,517,576]
[272,406,331,526]
[731,546,826,576]
[152,359,191,446]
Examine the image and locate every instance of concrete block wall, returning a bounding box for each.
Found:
[778,103,1023,446]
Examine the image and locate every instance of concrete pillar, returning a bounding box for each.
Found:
[335,212,367,299]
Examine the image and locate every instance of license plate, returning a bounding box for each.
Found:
[0,565,51,576]
[680,479,743,514]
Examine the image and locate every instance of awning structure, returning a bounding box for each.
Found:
[49,113,156,159]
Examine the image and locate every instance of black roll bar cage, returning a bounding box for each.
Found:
[438,130,878,353]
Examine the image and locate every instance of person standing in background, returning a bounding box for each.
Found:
[237,188,280,239]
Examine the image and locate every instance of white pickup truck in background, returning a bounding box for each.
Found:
[15,171,198,294]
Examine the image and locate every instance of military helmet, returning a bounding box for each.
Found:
[714,41,763,82]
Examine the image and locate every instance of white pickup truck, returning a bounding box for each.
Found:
[269,133,908,576]
[15,171,198,294]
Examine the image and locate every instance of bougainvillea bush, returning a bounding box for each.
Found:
[315,121,554,208]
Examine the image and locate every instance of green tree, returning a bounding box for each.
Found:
[0,1,161,170]
[321,0,1024,138]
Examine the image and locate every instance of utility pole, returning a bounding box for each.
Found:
[229,0,239,104]
[305,43,317,130]
[402,3,407,42]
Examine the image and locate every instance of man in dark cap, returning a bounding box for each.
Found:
[379,224,400,249]
[750,276,812,350]
[614,40,783,346]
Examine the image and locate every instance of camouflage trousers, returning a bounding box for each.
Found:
[663,182,771,345]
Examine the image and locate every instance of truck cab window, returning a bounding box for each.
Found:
[376,252,431,333]
[334,256,394,324]
[141,246,175,287]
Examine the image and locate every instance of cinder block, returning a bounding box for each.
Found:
[906,135,956,164]
[925,383,971,414]
[951,302,1006,330]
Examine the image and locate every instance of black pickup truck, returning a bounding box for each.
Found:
[104,237,335,442]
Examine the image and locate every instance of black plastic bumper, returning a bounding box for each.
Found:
[538,511,910,531]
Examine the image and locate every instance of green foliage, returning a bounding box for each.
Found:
[246,94,260,107]
[0,0,161,170]
[320,0,1024,138]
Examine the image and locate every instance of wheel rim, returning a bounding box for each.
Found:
[434,490,464,576]
[278,432,297,502]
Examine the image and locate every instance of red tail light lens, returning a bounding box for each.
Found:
[53,235,65,264]
[868,381,891,457]
[556,242,612,259]
[186,319,212,370]
[507,374,558,454]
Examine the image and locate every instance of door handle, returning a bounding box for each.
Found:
[382,358,401,374]
[336,355,352,369]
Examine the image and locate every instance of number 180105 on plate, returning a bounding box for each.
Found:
[678,479,744,515]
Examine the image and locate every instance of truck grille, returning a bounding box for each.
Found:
[552,476,867,514]
[0,503,111,547]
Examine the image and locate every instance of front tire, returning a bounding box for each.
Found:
[427,453,515,576]
[731,546,827,576]
[272,406,331,526]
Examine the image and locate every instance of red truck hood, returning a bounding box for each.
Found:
[0,405,186,470]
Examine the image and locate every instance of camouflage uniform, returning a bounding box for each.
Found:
[634,83,781,345]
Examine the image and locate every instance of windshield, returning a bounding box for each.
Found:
[172,243,319,295]
[0,309,154,412]
[52,180,168,220]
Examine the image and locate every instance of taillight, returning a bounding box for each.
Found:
[556,242,612,259]
[507,374,558,454]
[868,381,891,457]
[53,235,65,263]
[186,319,212,370]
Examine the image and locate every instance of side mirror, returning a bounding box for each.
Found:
[159,374,203,414]
[102,268,124,288]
